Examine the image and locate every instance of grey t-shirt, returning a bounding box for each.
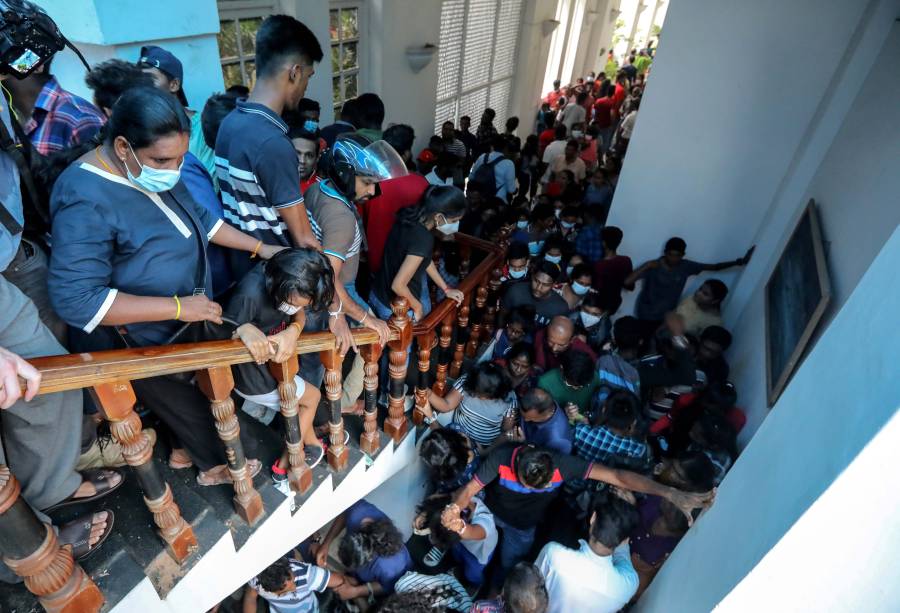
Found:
[0,94,23,271]
[635,260,704,321]
[303,180,363,286]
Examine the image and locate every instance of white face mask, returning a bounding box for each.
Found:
[516,220,529,229]
[278,302,301,316]
[509,268,527,280]
[566,265,574,276]
[436,220,460,235]
[545,254,562,265]
[572,130,584,139]
[580,311,602,328]
[561,220,576,230]
[571,281,590,295]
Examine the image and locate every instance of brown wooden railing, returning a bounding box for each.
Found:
[0,233,505,612]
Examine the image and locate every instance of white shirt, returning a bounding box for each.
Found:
[542,139,567,164]
[425,169,453,186]
[536,540,639,613]
[620,111,638,139]
[558,103,586,131]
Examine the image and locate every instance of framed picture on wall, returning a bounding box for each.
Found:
[765,199,831,407]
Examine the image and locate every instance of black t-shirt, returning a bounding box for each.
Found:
[224,263,290,395]
[502,281,570,327]
[373,221,434,306]
[473,443,592,529]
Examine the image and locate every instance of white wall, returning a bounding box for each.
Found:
[367,0,443,154]
[510,0,561,132]
[636,226,900,612]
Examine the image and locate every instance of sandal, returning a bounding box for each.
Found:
[196,458,263,486]
[58,510,115,562]
[45,468,125,512]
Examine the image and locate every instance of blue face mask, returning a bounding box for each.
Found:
[126,143,182,192]
[545,253,562,264]
[528,241,544,256]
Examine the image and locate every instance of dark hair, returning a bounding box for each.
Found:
[675,450,718,492]
[338,518,404,569]
[85,59,155,112]
[534,260,562,282]
[283,108,321,142]
[383,123,415,157]
[298,97,320,114]
[503,563,549,613]
[491,134,508,153]
[257,557,292,593]
[515,445,555,489]
[507,341,535,365]
[703,381,738,412]
[506,306,536,335]
[560,205,580,220]
[463,361,511,400]
[566,138,580,150]
[601,226,624,250]
[589,491,640,548]
[703,279,729,303]
[701,325,733,350]
[105,86,190,149]
[583,289,621,315]
[530,203,556,224]
[540,233,566,257]
[560,350,594,387]
[264,248,335,312]
[415,494,462,550]
[396,185,467,226]
[355,92,385,129]
[576,91,588,104]
[507,241,530,262]
[255,15,324,78]
[570,263,592,283]
[419,428,471,483]
[226,84,250,97]
[482,108,496,121]
[377,591,452,613]
[201,92,239,149]
[602,390,641,430]
[506,116,519,132]
[665,236,687,253]
[693,411,738,460]
[521,387,554,415]
[612,316,643,351]
[460,114,471,122]
[554,123,567,139]
[339,97,358,122]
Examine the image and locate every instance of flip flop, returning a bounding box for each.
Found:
[196,458,263,487]
[58,510,115,562]
[45,468,125,512]
[305,445,325,469]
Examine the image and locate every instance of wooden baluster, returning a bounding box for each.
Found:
[459,243,472,280]
[449,292,471,379]
[0,467,104,613]
[413,331,436,426]
[319,347,348,470]
[432,308,456,396]
[196,367,264,524]
[384,296,413,442]
[466,282,489,358]
[91,382,197,562]
[482,266,503,341]
[268,356,312,493]
[359,343,384,455]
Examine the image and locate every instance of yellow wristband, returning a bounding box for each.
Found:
[290,321,303,335]
[250,240,262,259]
[173,295,182,321]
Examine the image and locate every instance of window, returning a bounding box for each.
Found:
[216,1,275,89]
[434,0,524,134]
[330,4,361,114]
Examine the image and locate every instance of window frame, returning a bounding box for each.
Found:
[434,0,524,133]
[216,1,277,89]
[329,0,366,114]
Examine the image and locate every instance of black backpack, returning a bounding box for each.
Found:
[468,152,503,196]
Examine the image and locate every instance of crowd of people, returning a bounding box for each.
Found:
[0,3,754,611]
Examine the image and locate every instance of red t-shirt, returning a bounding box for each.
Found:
[592,98,614,128]
[300,173,320,195]
[544,90,564,108]
[612,84,627,117]
[362,173,429,273]
[593,255,633,300]
[538,128,555,157]
[649,392,747,435]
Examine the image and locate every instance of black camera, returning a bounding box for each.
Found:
[0,0,65,78]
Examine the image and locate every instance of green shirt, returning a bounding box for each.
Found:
[189,110,217,190]
[633,55,652,75]
[537,369,598,412]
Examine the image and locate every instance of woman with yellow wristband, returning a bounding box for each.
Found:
[48,87,285,485]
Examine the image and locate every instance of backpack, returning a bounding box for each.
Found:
[468,152,503,196]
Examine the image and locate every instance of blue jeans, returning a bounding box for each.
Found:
[344,281,371,319]
[493,515,536,585]
[452,541,491,585]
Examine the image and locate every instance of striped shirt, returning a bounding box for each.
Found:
[450,376,518,446]
[215,100,303,247]
[302,180,363,286]
[248,559,329,613]
[394,572,474,611]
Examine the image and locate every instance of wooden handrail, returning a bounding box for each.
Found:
[413,233,505,335]
[23,233,505,397]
